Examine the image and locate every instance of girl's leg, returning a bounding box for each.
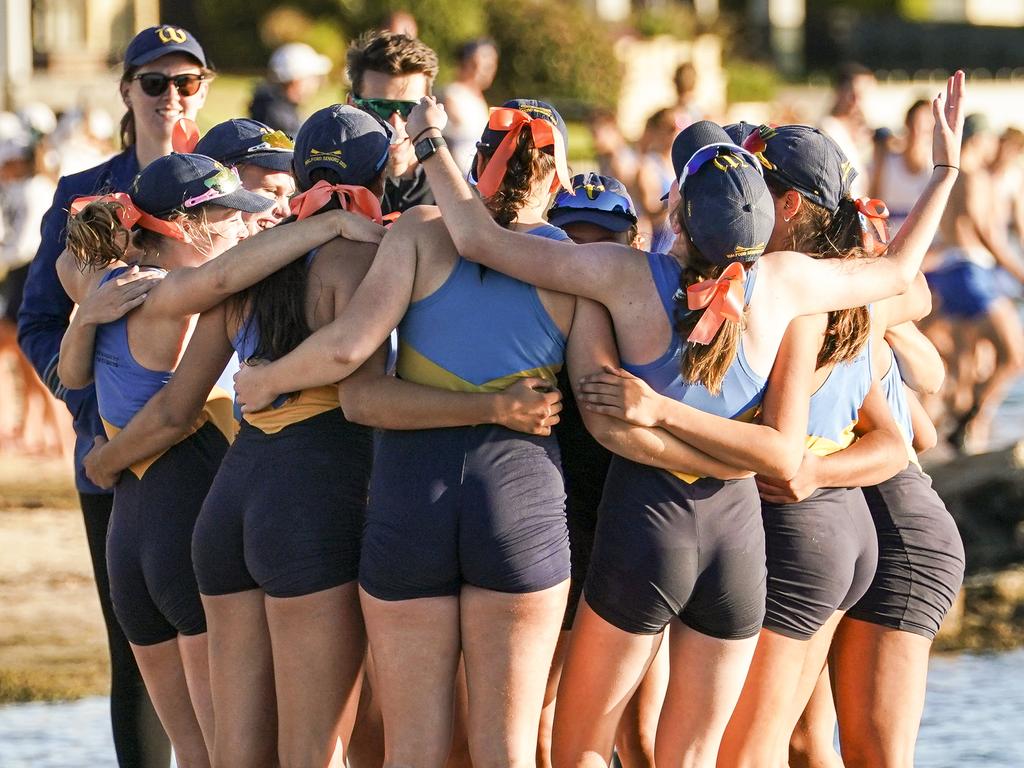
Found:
[789,666,843,768]
[538,631,572,768]
[177,632,215,755]
[615,627,669,768]
[654,621,758,768]
[360,589,462,768]
[460,581,569,768]
[552,600,664,768]
[131,638,213,768]
[831,619,932,768]
[347,655,385,768]
[265,583,367,768]
[201,590,277,768]
[446,657,473,768]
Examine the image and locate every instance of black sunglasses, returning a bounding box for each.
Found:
[134,72,206,98]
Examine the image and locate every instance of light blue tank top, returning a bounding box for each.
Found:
[394,224,570,392]
[805,341,872,456]
[880,344,915,445]
[620,251,766,419]
[94,267,173,429]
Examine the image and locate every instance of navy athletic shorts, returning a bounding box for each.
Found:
[192,409,372,598]
[359,425,570,600]
[584,457,766,639]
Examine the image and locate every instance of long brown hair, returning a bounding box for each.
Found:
[672,216,748,396]
[767,176,871,368]
[478,130,557,228]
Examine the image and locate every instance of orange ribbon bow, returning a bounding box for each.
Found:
[855,197,890,255]
[685,261,747,345]
[172,118,201,153]
[475,107,572,199]
[290,180,384,223]
[69,193,188,241]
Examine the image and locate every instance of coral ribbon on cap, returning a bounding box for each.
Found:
[685,261,746,345]
[69,193,188,241]
[172,118,201,153]
[476,108,572,199]
[290,181,383,223]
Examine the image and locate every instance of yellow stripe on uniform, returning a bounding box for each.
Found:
[397,342,560,393]
[668,403,760,484]
[242,385,339,434]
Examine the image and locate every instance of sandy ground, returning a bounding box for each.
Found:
[0,455,110,702]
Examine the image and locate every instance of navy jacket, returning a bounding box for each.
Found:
[17,149,140,494]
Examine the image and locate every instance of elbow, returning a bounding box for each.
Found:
[767,441,806,483]
[913,423,938,454]
[917,369,945,396]
[337,384,377,427]
[56,362,91,391]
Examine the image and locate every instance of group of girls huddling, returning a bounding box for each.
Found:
[51,21,967,768]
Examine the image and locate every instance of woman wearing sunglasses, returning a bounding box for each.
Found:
[16,25,215,766]
[55,152,381,767]
[367,75,963,767]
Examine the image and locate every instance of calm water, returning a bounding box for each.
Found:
[1,649,1022,767]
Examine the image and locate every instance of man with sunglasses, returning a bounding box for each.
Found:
[346,31,439,214]
[17,24,212,768]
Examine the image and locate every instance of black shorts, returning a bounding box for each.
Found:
[192,409,373,598]
[359,425,570,601]
[762,487,878,640]
[846,464,965,640]
[584,457,766,639]
[107,422,228,646]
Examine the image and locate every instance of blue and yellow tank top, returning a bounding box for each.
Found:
[879,344,918,463]
[395,224,570,393]
[620,251,767,482]
[93,266,234,477]
[805,342,872,457]
[232,249,340,434]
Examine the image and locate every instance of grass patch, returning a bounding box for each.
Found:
[0,661,109,704]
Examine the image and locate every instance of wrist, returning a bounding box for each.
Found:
[412,126,443,144]
[932,164,959,179]
[487,391,509,426]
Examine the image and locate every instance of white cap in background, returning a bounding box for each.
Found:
[269,43,333,83]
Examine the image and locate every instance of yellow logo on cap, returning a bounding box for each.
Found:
[729,243,766,259]
[521,105,555,122]
[157,26,188,44]
[581,182,605,200]
[712,154,741,172]
[305,148,348,169]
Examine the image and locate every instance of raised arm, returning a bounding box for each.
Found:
[82,305,234,488]
[579,313,822,480]
[756,381,908,504]
[883,322,945,394]
[403,97,647,308]
[567,297,748,479]
[339,347,563,434]
[145,209,382,318]
[769,72,965,317]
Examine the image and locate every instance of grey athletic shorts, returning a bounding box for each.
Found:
[761,487,878,640]
[846,464,965,640]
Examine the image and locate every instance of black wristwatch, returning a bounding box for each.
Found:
[414,134,446,163]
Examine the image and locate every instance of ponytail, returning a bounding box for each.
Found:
[479,130,557,229]
[766,177,872,368]
[66,201,133,271]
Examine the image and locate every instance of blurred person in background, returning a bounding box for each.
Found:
[0,115,65,457]
[670,62,704,128]
[927,114,1024,452]
[635,107,676,253]
[51,107,117,177]
[346,31,439,215]
[870,99,934,234]
[250,42,333,137]
[819,62,875,195]
[442,38,498,175]
[989,127,1024,300]
[588,109,641,210]
[383,9,418,39]
[18,24,215,767]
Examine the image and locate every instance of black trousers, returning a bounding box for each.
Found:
[79,492,171,768]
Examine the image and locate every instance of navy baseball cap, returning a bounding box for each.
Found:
[723,121,759,145]
[195,119,294,173]
[548,173,637,233]
[292,105,391,190]
[124,25,207,69]
[747,124,856,213]
[478,99,569,152]
[672,121,774,264]
[130,153,272,218]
